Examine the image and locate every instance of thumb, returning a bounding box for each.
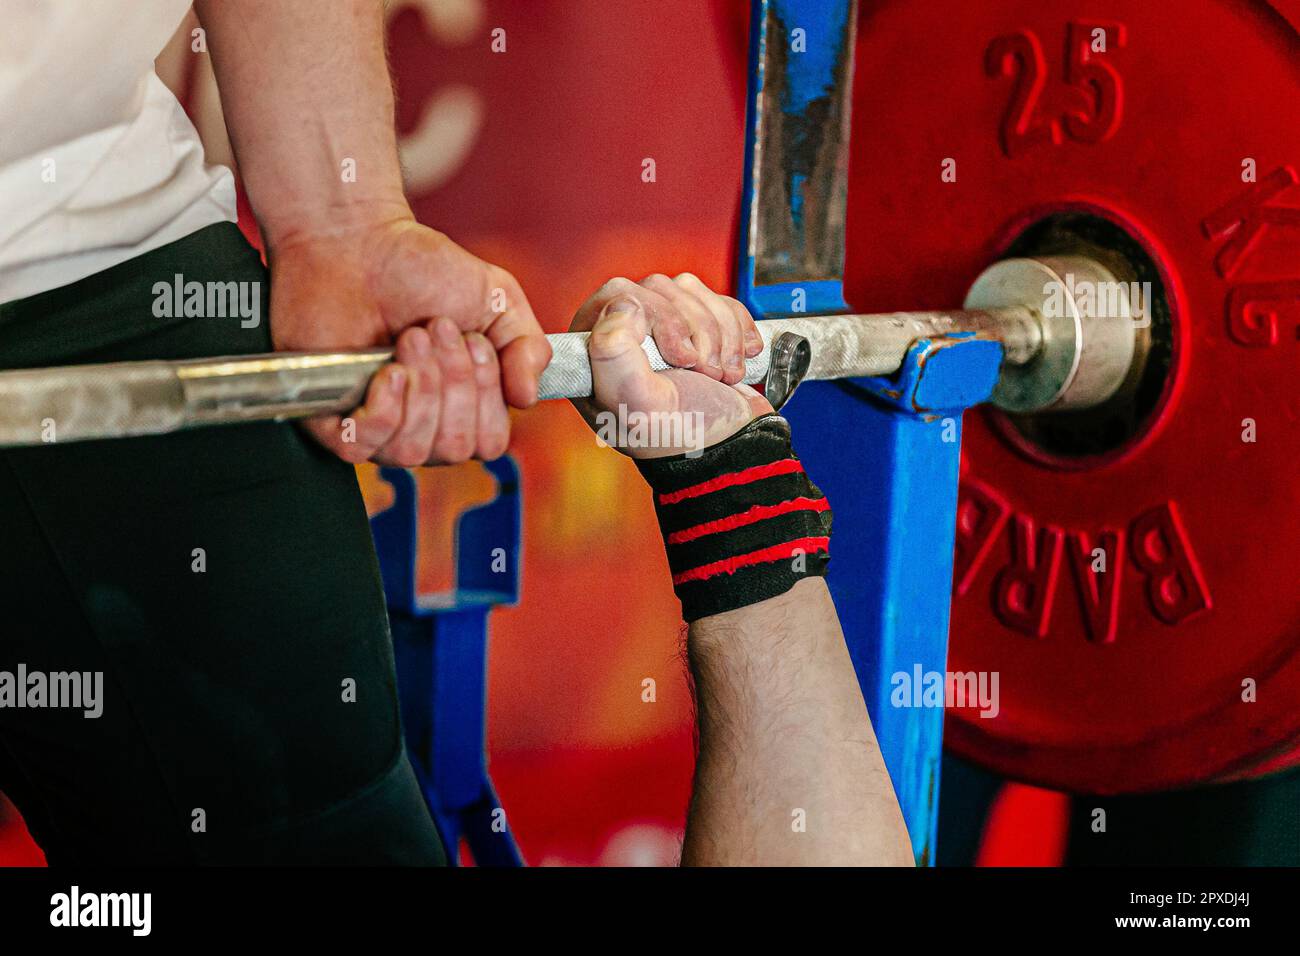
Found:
[588,296,655,409]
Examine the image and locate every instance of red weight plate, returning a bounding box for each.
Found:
[844,0,1300,793]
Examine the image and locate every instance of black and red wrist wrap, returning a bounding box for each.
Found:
[635,414,832,622]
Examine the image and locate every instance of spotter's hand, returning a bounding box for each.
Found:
[270,216,551,466]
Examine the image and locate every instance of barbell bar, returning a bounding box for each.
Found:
[0,255,1137,447]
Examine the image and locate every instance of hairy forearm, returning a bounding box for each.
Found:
[682,578,913,866]
[193,0,410,247]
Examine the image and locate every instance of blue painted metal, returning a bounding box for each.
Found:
[740,0,1005,864]
[738,0,855,317]
[745,279,849,322]
[370,460,524,866]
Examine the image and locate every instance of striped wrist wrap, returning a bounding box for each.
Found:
[635,414,831,622]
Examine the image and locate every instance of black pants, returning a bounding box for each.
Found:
[0,224,445,865]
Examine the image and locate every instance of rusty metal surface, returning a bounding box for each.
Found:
[747,0,859,288]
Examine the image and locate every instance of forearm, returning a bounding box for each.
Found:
[193,0,410,247]
[682,578,913,866]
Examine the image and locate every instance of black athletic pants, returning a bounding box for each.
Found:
[0,223,446,865]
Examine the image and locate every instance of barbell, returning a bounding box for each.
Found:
[0,255,1127,447]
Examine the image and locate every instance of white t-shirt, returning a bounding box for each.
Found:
[0,0,237,304]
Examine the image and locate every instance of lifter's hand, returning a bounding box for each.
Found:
[569,275,770,459]
[270,214,551,466]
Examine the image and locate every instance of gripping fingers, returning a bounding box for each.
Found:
[569,277,700,371]
[672,272,750,383]
[483,266,551,409]
[372,324,443,467]
[465,332,511,460]
[640,273,724,381]
[317,363,409,464]
[427,317,479,464]
[714,291,764,358]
